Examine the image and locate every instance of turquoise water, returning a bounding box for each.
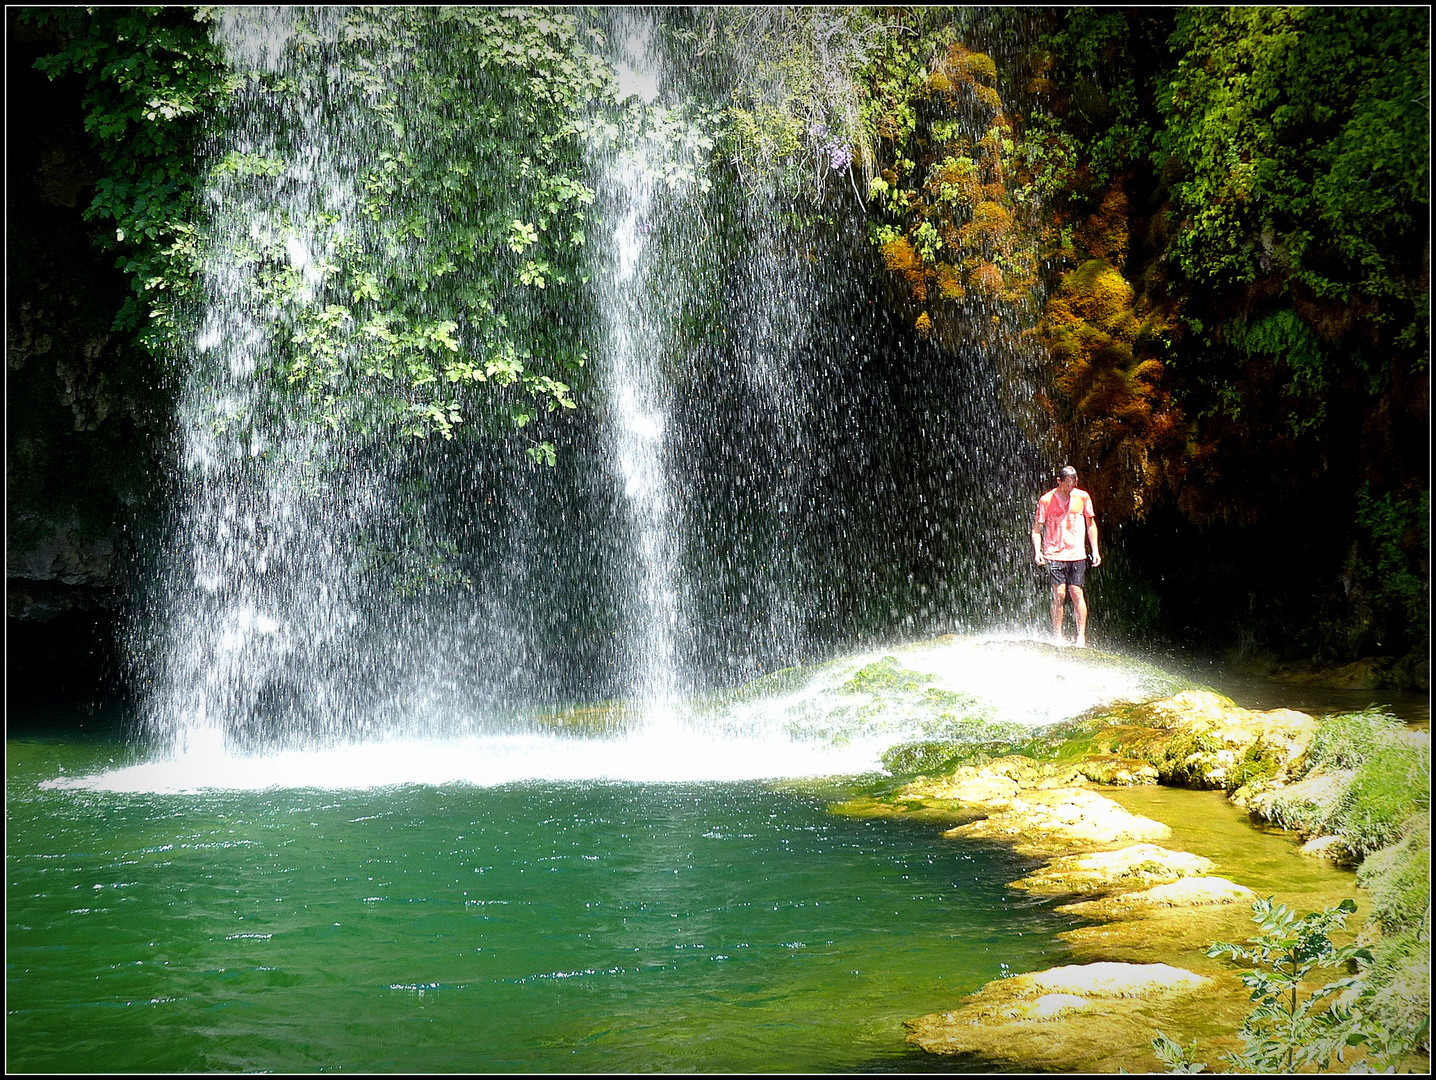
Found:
[7,726,1070,1073]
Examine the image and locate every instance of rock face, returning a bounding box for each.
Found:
[904,962,1218,1073]
[1008,843,1214,894]
[944,787,1171,855]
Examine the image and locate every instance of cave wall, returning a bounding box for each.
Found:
[6,12,172,705]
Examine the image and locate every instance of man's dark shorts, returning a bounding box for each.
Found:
[1047,558,1088,589]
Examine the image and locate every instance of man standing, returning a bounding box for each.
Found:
[1032,465,1101,647]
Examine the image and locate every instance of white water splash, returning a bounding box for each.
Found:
[56,636,1185,793]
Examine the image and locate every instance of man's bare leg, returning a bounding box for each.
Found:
[1071,585,1088,647]
[1051,583,1067,644]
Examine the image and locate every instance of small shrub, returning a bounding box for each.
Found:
[1155,898,1371,1074]
[1154,898,1431,1074]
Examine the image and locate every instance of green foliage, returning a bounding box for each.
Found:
[1204,897,1371,1073]
[1351,485,1430,638]
[23,7,644,450]
[214,6,613,443]
[1156,7,1429,303]
[708,7,887,202]
[1356,814,1431,937]
[1027,8,1158,196]
[1328,737,1431,859]
[1265,710,1427,855]
[1155,897,1429,1074]
[22,6,230,356]
[1150,1032,1207,1074]
[1220,307,1344,436]
[1349,921,1432,1066]
[1305,707,1409,772]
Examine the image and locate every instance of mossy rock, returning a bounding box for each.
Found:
[705,663,818,707]
[881,740,969,777]
[904,962,1232,1074]
[1008,844,1214,895]
[1076,755,1159,785]
[1074,690,1319,790]
[839,655,936,695]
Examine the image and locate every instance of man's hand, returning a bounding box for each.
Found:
[1034,551,1046,566]
[1090,553,1101,568]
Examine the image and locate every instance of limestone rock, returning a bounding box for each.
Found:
[899,755,1086,807]
[943,787,1170,855]
[1298,834,1358,864]
[906,962,1215,1072]
[901,768,1019,806]
[1076,755,1159,785]
[1009,843,1214,894]
[1055,876,1255,920]
[1081,689,1318,790]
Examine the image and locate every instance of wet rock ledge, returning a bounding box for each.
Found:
[832,689,1431,1074]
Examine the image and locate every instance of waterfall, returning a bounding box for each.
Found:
[592,15,690,726]
[143,7,390,757]
[130,7,1052,782]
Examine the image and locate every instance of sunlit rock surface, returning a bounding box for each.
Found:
[943,787,1171,855]
[904,962,1218,1073]
[1077,688,1318,789]
[900,755,1085,804]
[1008,843,1214,894]
[1055,876,1255,920]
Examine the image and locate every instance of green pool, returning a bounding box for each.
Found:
[7,725,1073,1073]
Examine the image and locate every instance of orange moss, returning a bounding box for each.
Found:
[881,237,922,274]
[874,39,1041,336]
[915,311,934,337]
[1078,186,1131,265]
[969,261,1004,294]
[1038,241,1185,525]
[934,264,966,301]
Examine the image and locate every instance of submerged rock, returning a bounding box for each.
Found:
[1055,876,1255,920]
[905,961,1217,1073]
[943,787,1170,855]
[1298,834,1359,864]
[1008,843,1214,894]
